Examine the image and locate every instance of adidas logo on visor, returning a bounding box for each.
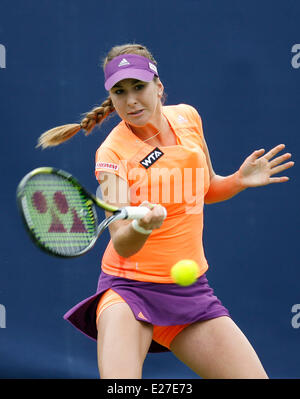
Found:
[118,58,130,67]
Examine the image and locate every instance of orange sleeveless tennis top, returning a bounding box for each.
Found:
[95,104,210,283]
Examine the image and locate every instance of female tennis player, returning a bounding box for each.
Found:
[38,43,294,379]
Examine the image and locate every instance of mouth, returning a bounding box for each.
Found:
[128,109,144,116]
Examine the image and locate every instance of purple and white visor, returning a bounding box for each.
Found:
[104,54,159,90]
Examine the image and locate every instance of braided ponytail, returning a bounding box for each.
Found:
[37,43,159,149]
[36,96,115,149]
[80,97,115,134]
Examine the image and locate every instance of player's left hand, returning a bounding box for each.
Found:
[237,144,294,187]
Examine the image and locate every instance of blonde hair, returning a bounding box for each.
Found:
[37,43,159,149]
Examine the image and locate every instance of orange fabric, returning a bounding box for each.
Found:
[96,289,189,350]
[95,104,210,283]
[95,289,125,324]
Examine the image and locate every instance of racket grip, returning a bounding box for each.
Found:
[124,206,167,220]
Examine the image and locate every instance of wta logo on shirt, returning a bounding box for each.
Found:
[140,148,164,169]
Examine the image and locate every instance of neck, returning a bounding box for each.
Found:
[126,105,168,143]
[127,117,169,142]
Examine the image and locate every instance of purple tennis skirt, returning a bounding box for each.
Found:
[63,271,230,353]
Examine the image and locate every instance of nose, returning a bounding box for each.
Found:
[126,91,138,107]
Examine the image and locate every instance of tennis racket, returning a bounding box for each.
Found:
[16,167,166,258]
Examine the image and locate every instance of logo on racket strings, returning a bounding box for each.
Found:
[30,190,90,234]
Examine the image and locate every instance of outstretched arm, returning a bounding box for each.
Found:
[203,142,294,204]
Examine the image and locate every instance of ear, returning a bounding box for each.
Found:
[156,78,164,98]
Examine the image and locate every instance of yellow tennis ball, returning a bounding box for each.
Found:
[171,260,199,286]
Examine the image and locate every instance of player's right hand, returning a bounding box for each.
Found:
[137,201,167,230]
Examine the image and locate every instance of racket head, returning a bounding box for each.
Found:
[16,167,102,257]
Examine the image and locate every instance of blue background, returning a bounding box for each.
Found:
[0,0,299,378]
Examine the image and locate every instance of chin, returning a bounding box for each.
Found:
[128,120,148,128]
[126,116,149,127]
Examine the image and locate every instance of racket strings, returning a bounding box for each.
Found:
[22,174,97,256]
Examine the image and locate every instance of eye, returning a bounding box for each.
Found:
[135,84,145,90]
[114,89,123,95]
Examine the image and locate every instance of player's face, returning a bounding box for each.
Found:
[109,78,163,127]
